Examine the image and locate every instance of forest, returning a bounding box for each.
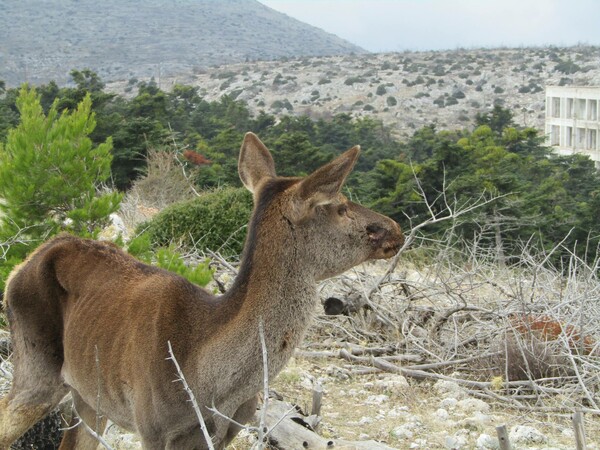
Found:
[1,69,600,290]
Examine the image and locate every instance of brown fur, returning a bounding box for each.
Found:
[0,133,403,449]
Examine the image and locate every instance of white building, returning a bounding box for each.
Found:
[545,86,600,163]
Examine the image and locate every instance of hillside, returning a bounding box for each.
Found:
[107,45,600,138]
[0,0,365,86]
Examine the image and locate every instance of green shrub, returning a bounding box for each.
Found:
[127,233,213,287]
[141,187,253,256]
[344,76,366,85]
[555,59,581,74]
[433,96,445,108]
[386,96,397,106]
[271,99,293,111]
[155,247,213,286]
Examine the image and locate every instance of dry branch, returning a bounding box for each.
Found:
[167,341,215,450]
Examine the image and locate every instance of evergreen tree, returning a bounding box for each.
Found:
[0,86,122,241]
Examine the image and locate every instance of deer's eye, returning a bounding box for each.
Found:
[337,204,348,216]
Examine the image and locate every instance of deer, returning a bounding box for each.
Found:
[0,132,403,449]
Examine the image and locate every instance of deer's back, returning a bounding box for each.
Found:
[7,234,224,428]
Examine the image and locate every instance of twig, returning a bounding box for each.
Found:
[368,175,506,297]
[167,341,215,450]
[80,419,115,450]
[167,122,201,197]
[257,318,269,449]
[94,345,103,435]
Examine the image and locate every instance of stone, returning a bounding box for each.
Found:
[509,425,548,444]
[435,408,450,420]
[444,434,468,449]
[392,425,414,440]
[434,380,468,400]
[456,398,490,414]
[475,433,499,450]
[365,394,389,405]
[439,397,459,409]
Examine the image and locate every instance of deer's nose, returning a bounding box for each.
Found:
[367,222,404,258]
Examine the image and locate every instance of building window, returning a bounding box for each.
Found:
[589,129,597,150]
[576,99,586,119]
[576,128,586,148]
[566,127,573,147]
[589,100,598,121]
[566,98,574,118]
[550,126,560,146]
[552,97,561,118]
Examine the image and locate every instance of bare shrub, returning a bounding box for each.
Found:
[303,229,600,414]
[120,148,198,231]
[493,330,572,381]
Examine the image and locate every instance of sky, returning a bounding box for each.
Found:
[260,0,600,52]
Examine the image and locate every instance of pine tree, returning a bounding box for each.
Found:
[0,85,122,241]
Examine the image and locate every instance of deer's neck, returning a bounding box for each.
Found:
[213,216,316,374]
[227,220,316,325]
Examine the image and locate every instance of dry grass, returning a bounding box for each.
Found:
[119,148,199,233]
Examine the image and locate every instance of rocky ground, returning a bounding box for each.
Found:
[3,254,598,450]
[107,46,600,139]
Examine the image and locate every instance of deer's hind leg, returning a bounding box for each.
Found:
[0,359,68,449]
[59,390,107,450]
[0,268,69,448]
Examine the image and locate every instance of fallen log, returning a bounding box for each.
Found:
[264,399,396,450]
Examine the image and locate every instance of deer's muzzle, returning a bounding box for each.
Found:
[367,222,404,259]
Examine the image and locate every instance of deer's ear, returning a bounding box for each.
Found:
[238,132,276,193]
[290,146,359,221]
[298,145,359,203]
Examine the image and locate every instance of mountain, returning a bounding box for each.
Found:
[105,46,600,138]
[0,0,365,86]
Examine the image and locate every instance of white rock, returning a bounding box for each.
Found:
[561,427,574,438]
[434,380,468,399]
[445,434,468,449]
[456,398,491,414]
[460,411,491,429]
[365,394,389,405]
[110,213,126,233]
[509,425,548,444]
[374,375,409,392]
[435,408,450,420]
[387,407,411,419]
[440,397,459,409]
[412,439,428,448]
[392,425,414,440]
[105,423,142,449]
[359,416,373,425]
[392,418,422,440]
[475,433,499,449]
[300,377,314,390]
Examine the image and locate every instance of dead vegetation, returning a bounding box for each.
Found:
[205,233,600,448]
[305,238,600,414]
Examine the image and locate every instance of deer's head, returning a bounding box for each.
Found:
[239,132,404,281]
